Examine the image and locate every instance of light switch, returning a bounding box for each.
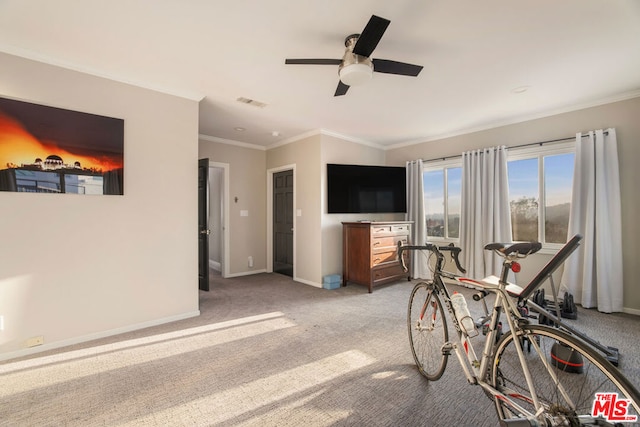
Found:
[297,209,302,217]
[240,210,249,217]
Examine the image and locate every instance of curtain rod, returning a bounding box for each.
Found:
[422,130,608,163]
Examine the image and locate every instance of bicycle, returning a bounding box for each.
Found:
[398,237,640,426]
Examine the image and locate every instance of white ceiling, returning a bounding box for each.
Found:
[1,1,639,149]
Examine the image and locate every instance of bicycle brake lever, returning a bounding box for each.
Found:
[451,249,467,274]
[397,242,408,272]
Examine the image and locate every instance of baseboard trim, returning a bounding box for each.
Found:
[208,260,221,271]
[623,306,640,316]
[294,277,322,288]
[0,310,201,362]
[225,269,267,278]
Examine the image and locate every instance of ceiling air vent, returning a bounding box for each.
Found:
[236,97,267,108]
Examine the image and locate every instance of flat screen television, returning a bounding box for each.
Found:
[327,163,407,214]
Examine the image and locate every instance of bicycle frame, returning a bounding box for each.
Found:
[452,285,550,412]
[422,248,566,419]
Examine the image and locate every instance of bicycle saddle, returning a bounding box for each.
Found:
[484,241,542,257]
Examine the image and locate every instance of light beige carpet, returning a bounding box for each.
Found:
[1,272,638,426]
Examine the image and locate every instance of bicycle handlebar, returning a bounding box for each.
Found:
[397,242,467,275]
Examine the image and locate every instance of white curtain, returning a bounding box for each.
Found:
[560,129,623,313]
[459,146,512,279]
[406,160,430,279]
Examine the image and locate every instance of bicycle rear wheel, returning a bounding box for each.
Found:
[491,324,640,426]
[407,281,449,380]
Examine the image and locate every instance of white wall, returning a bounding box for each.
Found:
[0,53,200,360]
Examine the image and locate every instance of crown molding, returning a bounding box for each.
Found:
[201,128,385,152]
[387,90,640,150]
[265,129,322,149]
[319,129,384,149]
[266,128,384,151]
[0,45,205,102]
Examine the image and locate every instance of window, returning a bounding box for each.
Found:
[424,162,462,239]
[507,142,575,246]
[422,141,575,247]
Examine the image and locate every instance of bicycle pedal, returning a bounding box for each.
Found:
[441,342,454,355]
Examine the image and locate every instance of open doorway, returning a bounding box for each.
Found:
[208,162,229,278]
[198,160,230,289]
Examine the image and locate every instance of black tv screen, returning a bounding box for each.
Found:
[327,164,407,214]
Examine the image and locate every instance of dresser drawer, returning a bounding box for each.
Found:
[371,249,398,267]
[372,264,407,284]
[371,224,393,235]
[372,223,411,236]
[372,235,408,250]
[391,224,410,234]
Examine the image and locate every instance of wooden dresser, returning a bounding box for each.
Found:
[342,221,412,293]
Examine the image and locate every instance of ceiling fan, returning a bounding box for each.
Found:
[285,15,423,96]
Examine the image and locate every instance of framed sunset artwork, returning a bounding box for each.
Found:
[0,97,124,195]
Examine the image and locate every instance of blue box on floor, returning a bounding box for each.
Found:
[323,274,341,290]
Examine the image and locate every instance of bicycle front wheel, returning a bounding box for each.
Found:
[491,324,640,426]
[407,281,449,380]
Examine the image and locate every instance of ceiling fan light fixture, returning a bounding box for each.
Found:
[339,63,373,86]
[338,52,373,86]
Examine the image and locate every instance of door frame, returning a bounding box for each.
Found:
[267,164,296,277]
[210,161,230,278]
[198,158,210,291]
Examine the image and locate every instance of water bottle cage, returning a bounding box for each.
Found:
[459,315,479,337]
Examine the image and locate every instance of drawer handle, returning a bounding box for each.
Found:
[373,258,381,264]
[373,241,380,246]
[375,228,386,232]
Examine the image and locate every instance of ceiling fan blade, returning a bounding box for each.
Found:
[334,81,350,96]
[352,15,390,57]
[372,59,423,76]
[285,59,342,65]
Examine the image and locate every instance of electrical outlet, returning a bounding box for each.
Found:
[26,336,44,347]
[0,315,4,331]
[248,256,254,268]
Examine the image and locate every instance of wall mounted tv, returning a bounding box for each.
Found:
[327,163,407,214]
